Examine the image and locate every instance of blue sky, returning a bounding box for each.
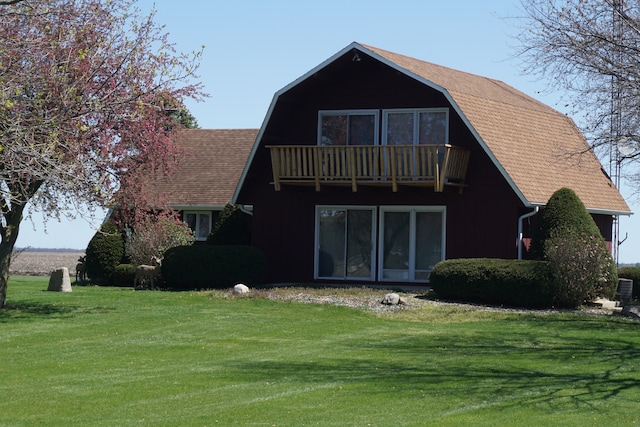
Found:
[15,0,640,264]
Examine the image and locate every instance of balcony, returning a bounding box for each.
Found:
[268,144,471,193]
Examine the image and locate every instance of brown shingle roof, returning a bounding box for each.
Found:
[362,43,630,214]
[152,129,257,208]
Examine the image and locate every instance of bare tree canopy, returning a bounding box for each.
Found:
[516,0,640,165]
[0,0,205,307]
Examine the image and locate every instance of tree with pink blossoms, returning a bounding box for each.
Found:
[0,0,205,307]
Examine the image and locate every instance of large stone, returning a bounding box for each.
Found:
[381,293,407,305]
[381,293,400,305]
[48,267,72,292]
[233,283,250,295]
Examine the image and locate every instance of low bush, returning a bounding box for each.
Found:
[126,214,194,266]
[162,245,266,291]
[617,266,640,300]
[112,264,136,287]
[544,234,617,307]
[429,258,553,308]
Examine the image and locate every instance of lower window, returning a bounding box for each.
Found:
[316,207,376,280]
[183,211,212,241]
[379,207,445,282]
[314,206,445,282]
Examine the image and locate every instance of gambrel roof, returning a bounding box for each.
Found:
[235,42,630,215]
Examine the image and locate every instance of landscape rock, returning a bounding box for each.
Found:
[622,305,640,319]
[47,267,72,292]
[381,293,406,305]
[233,283,250,295]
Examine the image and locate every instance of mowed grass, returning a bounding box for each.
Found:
[1,277,640,426]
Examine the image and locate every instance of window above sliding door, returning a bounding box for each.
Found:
[318,110,379,146]
[383,108,449,146]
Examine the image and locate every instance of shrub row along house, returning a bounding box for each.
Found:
[155,42,631,286]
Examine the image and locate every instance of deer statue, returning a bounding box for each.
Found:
[134,256,163,290]
[75,255,86,283]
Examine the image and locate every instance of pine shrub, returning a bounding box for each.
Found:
[85,220,126,285]
[207,204,251,245]
[530,188,617,307]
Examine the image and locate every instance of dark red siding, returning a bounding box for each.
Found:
[236,50,613,284]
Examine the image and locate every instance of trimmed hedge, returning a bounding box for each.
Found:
[162,245,266,291]
[429,258,553,308]
[112,264,136,288]
[617,266,640,300]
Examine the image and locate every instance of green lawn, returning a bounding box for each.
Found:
[1,277,639,426]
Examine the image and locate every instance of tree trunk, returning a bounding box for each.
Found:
[0,203,25,308]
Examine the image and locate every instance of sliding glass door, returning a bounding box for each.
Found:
[379,207,445,282]
[316,207,376,280]
[315,206,444,283]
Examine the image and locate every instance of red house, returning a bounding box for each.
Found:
[230,42,630,286]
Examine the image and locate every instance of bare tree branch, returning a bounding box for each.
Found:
[515,0,640,177]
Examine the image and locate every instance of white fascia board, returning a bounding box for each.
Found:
[523,201,632,216]
[170,205,227,211]
[586,207,633,216]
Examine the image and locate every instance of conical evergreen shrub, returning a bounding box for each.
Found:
[530,188,617,307]
[85,220,126,285]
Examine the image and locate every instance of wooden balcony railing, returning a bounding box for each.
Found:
[267,144,471,193]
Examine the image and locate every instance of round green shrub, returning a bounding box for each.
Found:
[529,188,617,307]
[85,220,126,285]
[429,258,552,308]
[112,264,136,287]
[162,245,266,291]
[207,204,251,245]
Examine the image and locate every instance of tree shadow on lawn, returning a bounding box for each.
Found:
[231,318,640,411]
[0,300,112,321]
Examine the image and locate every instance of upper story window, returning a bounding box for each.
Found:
[318,110,378,146]
[383,109,448,145]
[318,108,448,146]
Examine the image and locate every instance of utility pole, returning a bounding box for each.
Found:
[610,0,625,264]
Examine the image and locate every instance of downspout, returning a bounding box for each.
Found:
[517,206,539,260]
[238,204,253,216]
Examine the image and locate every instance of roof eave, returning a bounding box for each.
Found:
[525,201,632,216]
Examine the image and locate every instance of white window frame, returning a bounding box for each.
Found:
[378,206,446,283]
[314,205,377,281]
[381,108,449,145]
[317,110,380,146]
[183,211,212,241]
